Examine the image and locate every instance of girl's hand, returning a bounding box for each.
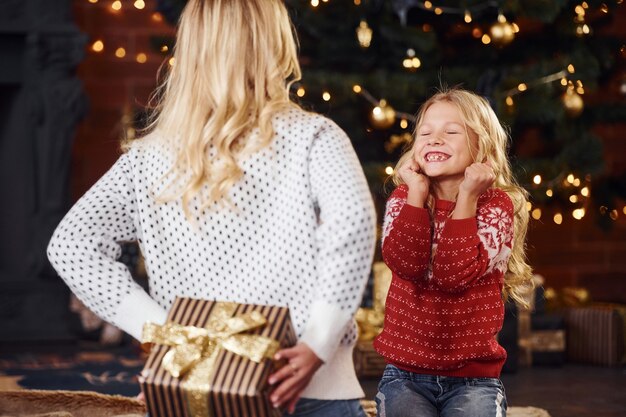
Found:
[398,157,429,206]
[459,162,495,199]
[268,343,323,414]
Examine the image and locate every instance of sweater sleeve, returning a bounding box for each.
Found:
[431,189,514,293]
[298,119,377,363]
[47,151,168,340]
[381,186,432,281]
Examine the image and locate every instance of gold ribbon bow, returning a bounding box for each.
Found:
[142,302,280,417]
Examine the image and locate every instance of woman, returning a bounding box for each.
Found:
[47,1,376,416]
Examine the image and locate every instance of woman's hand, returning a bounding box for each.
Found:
[398,157,429,207]
[268,343,323,414]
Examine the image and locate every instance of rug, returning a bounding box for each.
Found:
[0,343,144,397]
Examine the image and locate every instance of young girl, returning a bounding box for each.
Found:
[47,1,376,416]
[373,88,532,417]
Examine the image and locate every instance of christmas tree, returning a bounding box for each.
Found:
[154,0,626,228]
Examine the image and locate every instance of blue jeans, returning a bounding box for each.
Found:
[284,398,367,417]
[375,364,507,417]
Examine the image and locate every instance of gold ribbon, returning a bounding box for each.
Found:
[142,302,280,417]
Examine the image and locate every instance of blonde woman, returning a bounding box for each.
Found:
[47,0,376,416]
[373,88,532,417]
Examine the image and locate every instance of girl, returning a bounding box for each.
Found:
[373,88,532,417]
[47,1,376,416]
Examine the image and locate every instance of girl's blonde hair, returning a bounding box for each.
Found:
[132,0,302,215]
[392,88,533,306]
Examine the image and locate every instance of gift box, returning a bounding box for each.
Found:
[566,304,625,367]
[139,297,297,417]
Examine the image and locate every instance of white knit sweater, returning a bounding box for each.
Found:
[47,108,377,399]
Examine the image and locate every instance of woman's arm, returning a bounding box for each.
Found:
[47,150,167,340]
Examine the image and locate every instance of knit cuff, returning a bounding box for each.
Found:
[442,217,479,238]
[111,286,169,341]
[397,204,430,225]
[299,301,352,363]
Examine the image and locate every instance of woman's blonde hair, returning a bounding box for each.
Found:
[392,88,533,306]
[133,0,302,215]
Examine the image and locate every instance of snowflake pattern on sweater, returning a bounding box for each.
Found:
[374,184,514,378]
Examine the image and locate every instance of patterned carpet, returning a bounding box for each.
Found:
[0,342,144,397]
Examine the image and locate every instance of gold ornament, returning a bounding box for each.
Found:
[489,14,515,47]
[369,99,396,129]
[356,19,373,48]
[562,88,584,117]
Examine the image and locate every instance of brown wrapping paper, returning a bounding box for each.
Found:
[139,297,297,417]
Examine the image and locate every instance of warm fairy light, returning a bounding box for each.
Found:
[512,23,520,33]
[160,45,169,52]
[554,213,563,224]
[385,166,394,175]
[464,10,472,23]
[573,178,581,187]
[546,189,553,197]
[136,53,147,63]
[582,1,589,8]
[577,86,585,95]
[600,206,608,214]
[601,3,609,13]
[434,7,443,15]
[481,34,491,44]
[152,12,163,22]
[168,57,175,66]
[322,91,331,101]
[353,85,362,93]
[497,13,507,23]
[610,209,619,220]
[111,0,122,11]
[311,0,319,7]
[134,0,145,9]
[412,57,421,68]
[570,195,579,203]
[115,47,126,58]
[532,208,542,220]
[92,40,104,52]
[575,5,585,15]
[472,28,482,38]
[561,78,568,86]
[526,202,532,211]
[518,83,528,92]
[88,0,98,3]
[533,175,542,185]
[572,208,585,220]
[354,0,361,4]
[580,186,589,197]
[400,119,408,129]
[296,87,305,97]
[424,1,433,9]
[505,96,514,106]
[567,174,575,183]
[568,64,575,73]
[623,206,626,215]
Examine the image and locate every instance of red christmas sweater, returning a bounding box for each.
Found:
[373,184,514,378]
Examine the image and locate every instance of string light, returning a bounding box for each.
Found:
[322,91,331,101]
[134,0,145,10]
[311,0,319,7]
[385,166,394,175]
[91,40,104,52]
[111,0,122,11]
[296,87,306,97]
[115,47,126,58]
[136,53,147,63]
[554,213,563,224]
[533,175,542,185]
